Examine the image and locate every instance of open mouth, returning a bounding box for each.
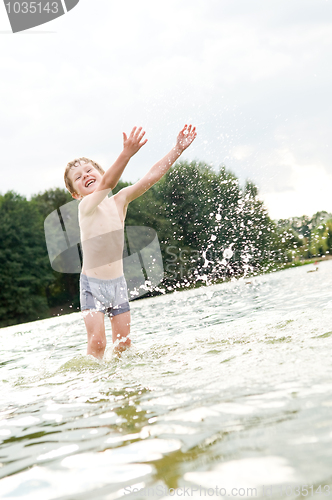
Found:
[85,179,95,188]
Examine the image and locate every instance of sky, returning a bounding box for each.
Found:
[1,0,332,220]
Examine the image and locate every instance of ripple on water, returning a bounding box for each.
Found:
[2,261,332,496]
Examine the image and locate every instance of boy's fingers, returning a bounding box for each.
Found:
[130,127,137,137]
[138,130,146,142]
[134,126,143,138]
[123,132,127,141]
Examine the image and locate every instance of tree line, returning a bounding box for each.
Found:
[0,160,329,328]
[276,211,332,262]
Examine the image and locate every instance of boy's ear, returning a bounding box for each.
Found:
[71,192,82,200]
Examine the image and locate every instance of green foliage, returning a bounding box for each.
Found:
[275,211,332,261]
[31,188,81,311]
[31,187,72,218]
[0,191,54,327]
[274,226,305,263]
[155,161,276,284]
[309,220,332,257]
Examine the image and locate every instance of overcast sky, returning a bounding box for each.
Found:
[1,0,332,219]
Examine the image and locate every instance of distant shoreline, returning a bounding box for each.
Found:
[282,254,332,268]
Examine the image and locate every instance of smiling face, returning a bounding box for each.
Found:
[69,160,103,199]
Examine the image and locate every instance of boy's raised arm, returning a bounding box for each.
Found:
[99,127,147,191]
[119,124,197,206]
[80,127,147,214]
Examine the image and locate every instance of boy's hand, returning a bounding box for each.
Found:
[176,124,197,152]
[123,127,148,157]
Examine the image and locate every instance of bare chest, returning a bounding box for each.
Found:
[80,195,126,240]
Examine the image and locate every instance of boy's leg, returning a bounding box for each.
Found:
[110,311,131,353]
[83,310,106,359]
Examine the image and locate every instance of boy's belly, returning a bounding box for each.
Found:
[82,261,124,280]
[81,228,124,280]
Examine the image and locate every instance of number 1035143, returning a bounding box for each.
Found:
[5,2,60,14]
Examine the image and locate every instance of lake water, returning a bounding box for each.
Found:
[1,260,332,499]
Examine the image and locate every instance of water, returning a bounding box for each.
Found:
[1,260,332,499]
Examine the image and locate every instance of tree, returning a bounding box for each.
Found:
[31,188,81,311]
[156,161,276,286]
[0,191,53,326]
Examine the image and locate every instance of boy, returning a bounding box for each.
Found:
[64,124,197,359]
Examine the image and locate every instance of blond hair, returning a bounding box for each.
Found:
[64,157,105,195]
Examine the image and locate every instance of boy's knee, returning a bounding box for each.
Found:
[89,334,106,352]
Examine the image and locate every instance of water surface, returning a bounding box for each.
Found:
[1,261,332,499]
